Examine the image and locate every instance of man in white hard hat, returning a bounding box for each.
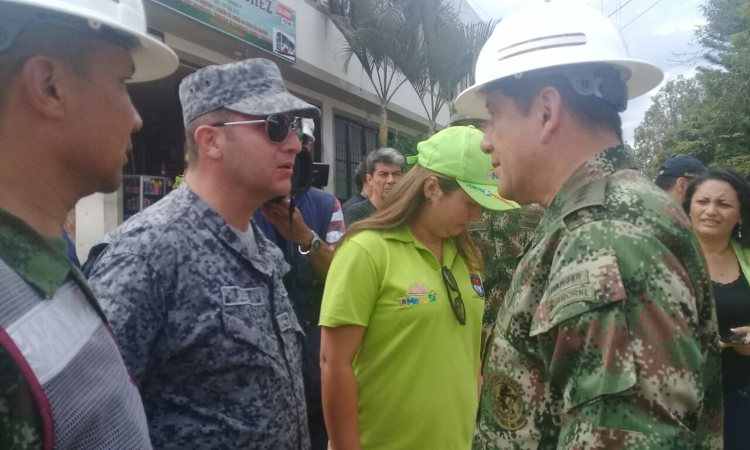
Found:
[455,3,722,448]
[0,0,177,448]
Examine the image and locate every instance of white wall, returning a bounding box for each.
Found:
[75,190,122,264]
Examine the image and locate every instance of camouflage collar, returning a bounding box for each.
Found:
[544,145,636,223]
[181,183,287,277]
[0,208,71,297]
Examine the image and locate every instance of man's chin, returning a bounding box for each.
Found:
[497,184,514,203]
[96,173,124,195]
[268,182,292,201]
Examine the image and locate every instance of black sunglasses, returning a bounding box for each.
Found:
[212,114,302,143]
[442,266,466,326]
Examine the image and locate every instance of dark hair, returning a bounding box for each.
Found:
[0,23,95,109]
[654,175,679,191]
[483,64,623,142]
[184,108,237,165]
[365,147,405,175]
[354,160,367,190]
[683,168,750,248]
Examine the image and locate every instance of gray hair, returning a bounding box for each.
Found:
[365,147,405,175]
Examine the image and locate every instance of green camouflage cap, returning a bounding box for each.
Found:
[407,126,519,211]
[179,58,320,125]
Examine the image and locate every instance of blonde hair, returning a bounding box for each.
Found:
[341,165,483,272]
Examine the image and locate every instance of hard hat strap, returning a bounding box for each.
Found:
[513,64,629,113]
[563,65,628,113]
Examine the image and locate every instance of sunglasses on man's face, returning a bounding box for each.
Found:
[212,114,302,143]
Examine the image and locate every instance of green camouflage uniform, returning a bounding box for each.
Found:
[470,204,543,354]
[0,350,43,450]
[0,209,64,450]
[475,146,723,449]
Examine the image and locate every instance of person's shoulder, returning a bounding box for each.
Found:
[307,187,335,200]
[343,199,371,222]
[96,190,194,260]
[347,199,369,212]
[341,194,364,212]
[563,169,691,236]
[341,229,384,249]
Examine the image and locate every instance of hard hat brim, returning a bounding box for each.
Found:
[130,33,180,83]
[455,59,664,119]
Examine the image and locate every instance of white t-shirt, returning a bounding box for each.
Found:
[231,224,258,255]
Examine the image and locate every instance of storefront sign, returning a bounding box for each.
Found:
[154,0,297,63]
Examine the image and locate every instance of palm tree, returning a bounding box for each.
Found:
[401,0,498,135]
[324,0,416,146]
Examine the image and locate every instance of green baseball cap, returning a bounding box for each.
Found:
[406,126,519,211]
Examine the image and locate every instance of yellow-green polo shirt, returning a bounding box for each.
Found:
[320,226,485,450]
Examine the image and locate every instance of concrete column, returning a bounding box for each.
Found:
[321,99,335,195]
[75,187,122,265]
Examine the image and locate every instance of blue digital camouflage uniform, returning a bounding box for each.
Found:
[475,145,723,449]
[85,183,310,450]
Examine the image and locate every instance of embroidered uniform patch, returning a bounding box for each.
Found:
[470,274,485,297]
[548,285,596,318]
[487,374,526,431]
[221,286,264,306]
[277,312,292,332]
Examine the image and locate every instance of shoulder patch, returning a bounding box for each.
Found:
[562,178,607,218]
[562,178,607,230]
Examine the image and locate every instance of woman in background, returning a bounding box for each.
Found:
[684,168,750,450]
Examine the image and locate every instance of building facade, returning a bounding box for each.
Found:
[74,0,480,260]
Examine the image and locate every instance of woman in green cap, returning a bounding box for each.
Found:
[319,126,518,450]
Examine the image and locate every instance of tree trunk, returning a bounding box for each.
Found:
[379,104,389,147]
[428,120,436,136]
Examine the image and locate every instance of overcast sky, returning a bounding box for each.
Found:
[467,0,706,144]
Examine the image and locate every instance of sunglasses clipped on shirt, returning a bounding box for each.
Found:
[442,266,467,326]
[212,114,303,143]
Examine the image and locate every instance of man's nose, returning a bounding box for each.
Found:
[282,130,302,155]
[480,131,493,155]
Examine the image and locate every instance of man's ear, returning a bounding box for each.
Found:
[675,177,688,195]
[366,173,375,186]
[537,86,563,144]
[20,55,69,121]
[193,125,225,161]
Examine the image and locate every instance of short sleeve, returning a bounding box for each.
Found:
[326,199,346,248]
[319,238,380,328]
[87,252,167,384]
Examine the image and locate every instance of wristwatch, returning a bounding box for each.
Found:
[299,231,325,255]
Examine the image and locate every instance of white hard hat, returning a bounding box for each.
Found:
[302,118,315,142]
[455,2,664,119]
[0,0,178,82]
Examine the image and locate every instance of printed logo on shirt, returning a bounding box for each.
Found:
[398,281,437,307]
[487,171,499,180]
[470,274,485,298]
